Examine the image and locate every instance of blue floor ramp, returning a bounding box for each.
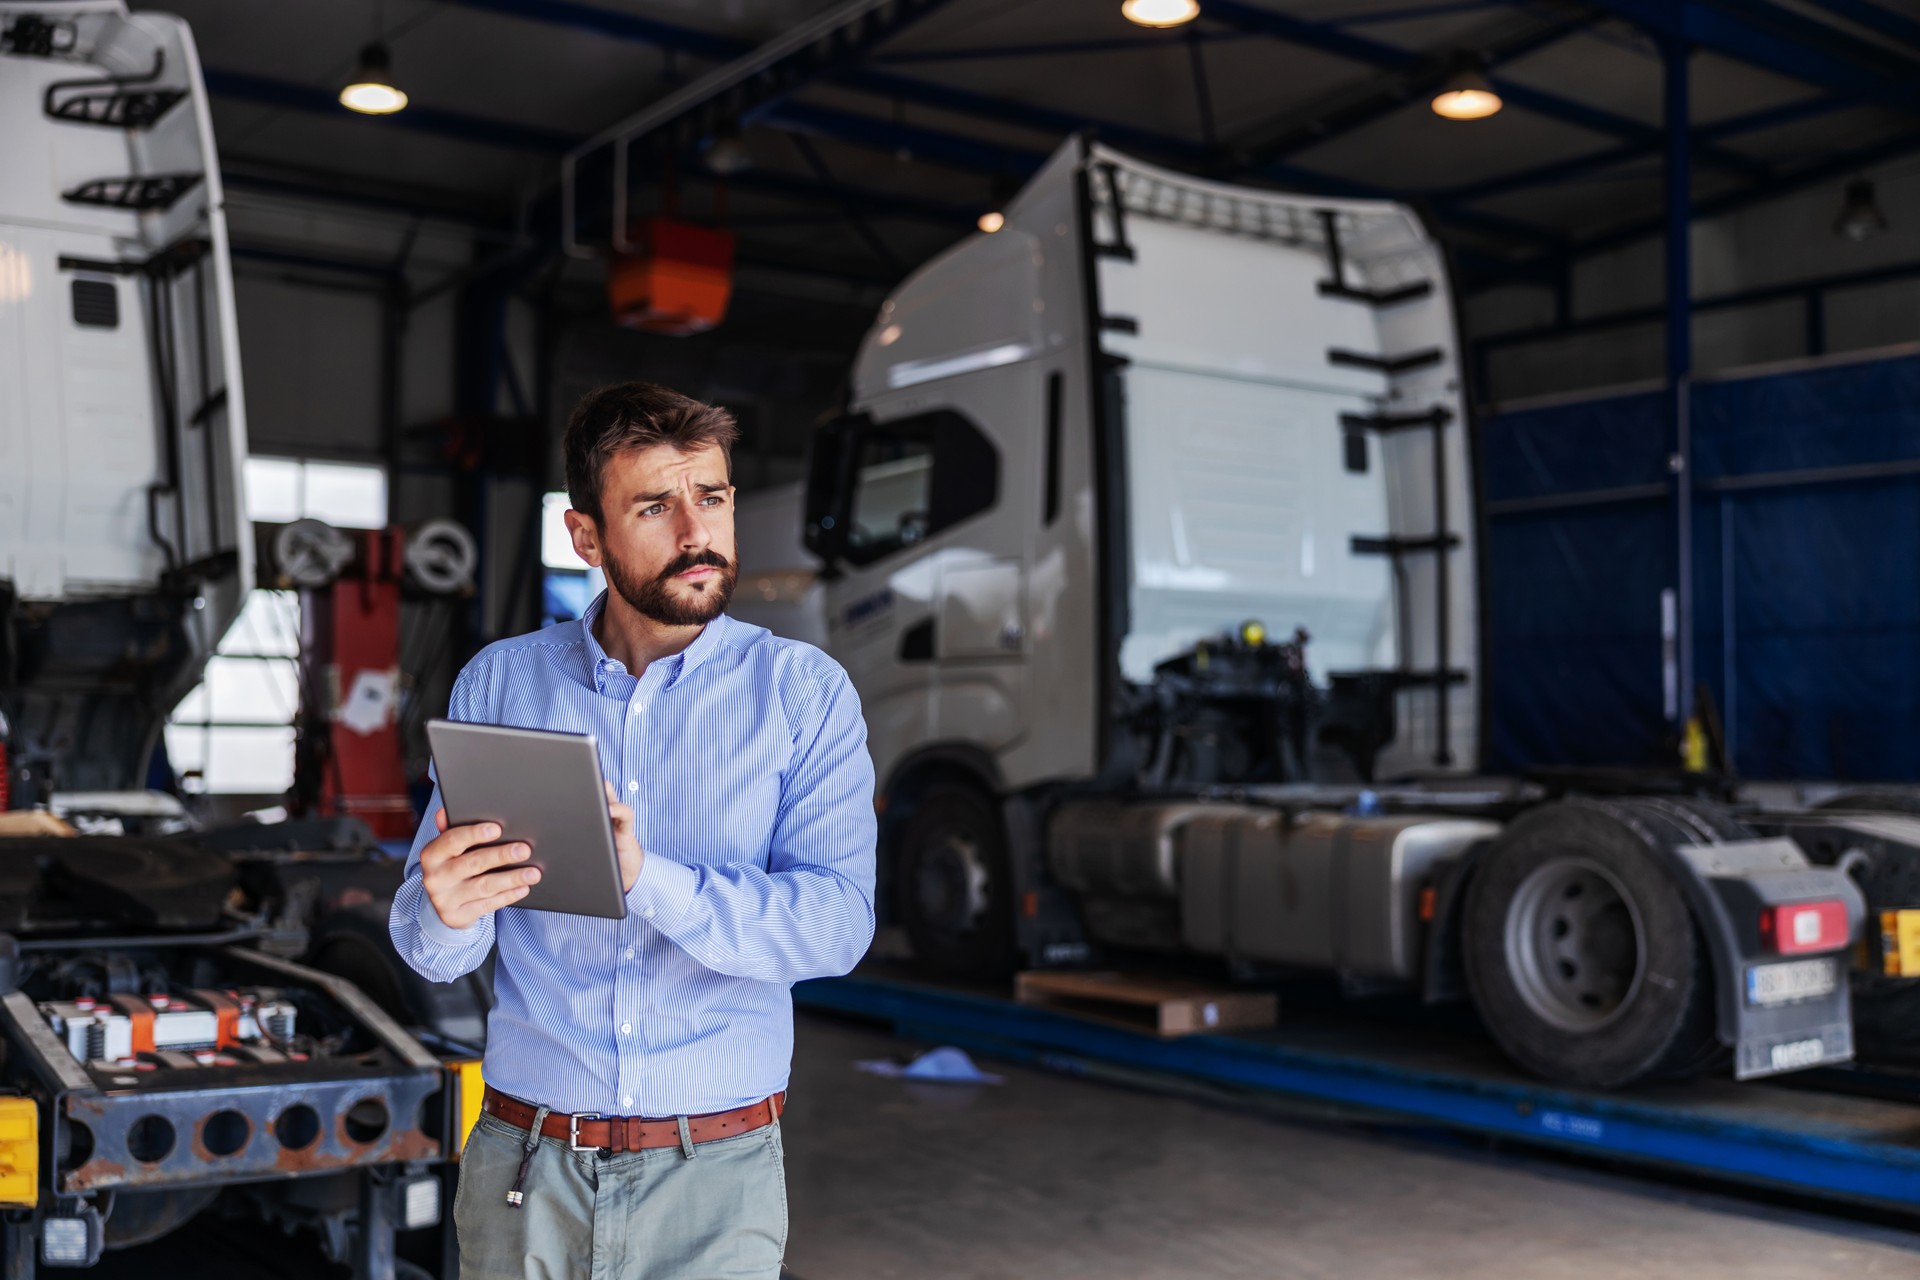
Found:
[794,973,1920,1213]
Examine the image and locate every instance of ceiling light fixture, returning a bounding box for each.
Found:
[978,174,1021,235]
[339,43,408,115]
[1122,0,1200,29]
[702,124,753,176]
[1431,54,1501,121]
[1833,178,1889,243]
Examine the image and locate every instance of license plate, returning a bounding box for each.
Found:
[1747,958,1838,1006]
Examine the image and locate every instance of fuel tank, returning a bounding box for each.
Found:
[1050,801,1497,979]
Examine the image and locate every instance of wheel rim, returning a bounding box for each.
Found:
[913,829,991,938]
[1503,856,1646,1032]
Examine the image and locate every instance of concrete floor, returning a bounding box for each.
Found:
[782,1012,1920,1280]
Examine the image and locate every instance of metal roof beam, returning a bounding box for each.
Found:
[1575,127,1920,258]
[760,94,1564,247]
[440,0,743,60]
[1202,0,1768,179]
[1437,91,1849,203]
[204,67,583,152]
[1475,254,1920,350]
[1807,0,1920,54]
[761,101,1047,175]
[557,0,961,254]
[1571,0,1920,116]
[440,0,1565,245]
[1463,125,1920,291]
[204,67,975,232]
[874,32,1248,64]
[1227,5,1595,168]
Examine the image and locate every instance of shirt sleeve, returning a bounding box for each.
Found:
[388,661,497,983]
[625,664,877,984]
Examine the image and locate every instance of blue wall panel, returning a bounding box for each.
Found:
[1482,353,1920,781]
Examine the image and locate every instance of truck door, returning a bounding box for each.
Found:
[809,392,1025,786]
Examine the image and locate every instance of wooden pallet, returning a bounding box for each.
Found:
[1014,970,1277,1037]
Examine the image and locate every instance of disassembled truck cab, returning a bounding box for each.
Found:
[1,7,483,1273]
[777,138,1912,1092]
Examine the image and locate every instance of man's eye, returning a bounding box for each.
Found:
[700,495,725,507]
[642,504,666,517]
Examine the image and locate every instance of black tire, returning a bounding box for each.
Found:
[1462,800,1723,1089]
[895,782,1016,979]
[305,900,493,1048]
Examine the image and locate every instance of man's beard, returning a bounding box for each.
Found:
[603,546,737,627]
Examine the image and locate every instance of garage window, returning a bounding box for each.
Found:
[244,456,388,529]
[163,589,300,797]
[541,490,598,624]
[844,410,999,566]
[164,458,387,796]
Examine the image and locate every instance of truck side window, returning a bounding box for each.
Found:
[845,410,999,565]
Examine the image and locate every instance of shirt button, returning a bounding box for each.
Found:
[620,1022,632,1035]
[621,1095,633,1110]
[624,946,635,959]
[627,780,638,792]
[643,906,655,919]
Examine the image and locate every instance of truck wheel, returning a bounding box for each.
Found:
[896,782,1016,978]
[1462,801,1720,1089]
[305,901,492,1047]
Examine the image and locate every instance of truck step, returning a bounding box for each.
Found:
[43,53,186,129]
[1341,407,1454,434]
[46,83,185,129]
[1014,970,1277,1038]
[62,173,203,212]
[1327,347,1444,375]
[1317,279,1434,306]
[1350,533,1461,556]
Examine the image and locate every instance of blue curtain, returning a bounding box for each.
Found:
[1482,354,1920,781]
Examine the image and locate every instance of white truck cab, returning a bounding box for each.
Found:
[803,139,1475,805]
[0,0,250,796]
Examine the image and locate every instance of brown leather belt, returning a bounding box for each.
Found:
[481,1085,785,1154]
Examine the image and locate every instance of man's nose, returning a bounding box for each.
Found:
[674,503,711,550]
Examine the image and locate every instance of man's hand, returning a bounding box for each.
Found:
[420,809,540,931]
[604,780,645,893]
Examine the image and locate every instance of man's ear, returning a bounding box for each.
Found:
[563,508,603,568]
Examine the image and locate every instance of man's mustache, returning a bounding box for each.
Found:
[656,550,733,583]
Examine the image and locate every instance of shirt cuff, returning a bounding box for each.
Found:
[625,853,699,927]
[418,901,483,949]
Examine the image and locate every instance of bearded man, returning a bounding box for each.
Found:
[390,381,876,1280]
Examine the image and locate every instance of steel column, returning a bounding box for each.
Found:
[1664,34,1694,734]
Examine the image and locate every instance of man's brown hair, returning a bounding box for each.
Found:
[563,382,739,524]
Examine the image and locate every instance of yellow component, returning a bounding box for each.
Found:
[450,1060,485,1157]
[1881,910,1920,978]
[1241,620,1266,647]
[0,1095,38,1208]
[1681,717,1708,772]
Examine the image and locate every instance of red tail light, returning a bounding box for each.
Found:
[1760,900,1849,955]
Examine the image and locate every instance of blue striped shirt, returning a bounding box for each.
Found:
[389,593,876,1116]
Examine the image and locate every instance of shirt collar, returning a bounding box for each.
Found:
[578,589,729,695]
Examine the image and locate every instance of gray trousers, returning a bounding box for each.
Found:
[454,1111,787,1280]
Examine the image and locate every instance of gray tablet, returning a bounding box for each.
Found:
[425,719,626,920]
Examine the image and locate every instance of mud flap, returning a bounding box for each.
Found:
[1672,839,1866,1080]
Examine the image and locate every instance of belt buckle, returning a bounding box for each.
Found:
[568,1112,605,1151]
